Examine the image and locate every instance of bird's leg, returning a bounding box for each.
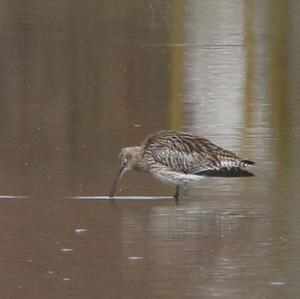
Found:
[174,185,180,200]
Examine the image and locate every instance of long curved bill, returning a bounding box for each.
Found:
[109,164,127,198]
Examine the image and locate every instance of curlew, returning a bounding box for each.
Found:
[109,130,254,199]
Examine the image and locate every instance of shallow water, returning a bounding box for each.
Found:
[1,0,300,298]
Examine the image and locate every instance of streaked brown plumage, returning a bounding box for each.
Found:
[109,130,255,199]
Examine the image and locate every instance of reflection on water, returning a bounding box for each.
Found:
[0,0,300,298]
[71,195,174,200]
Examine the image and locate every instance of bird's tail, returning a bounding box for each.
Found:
[239,160,255,168]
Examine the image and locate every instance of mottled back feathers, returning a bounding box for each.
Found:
[142,130,254,175]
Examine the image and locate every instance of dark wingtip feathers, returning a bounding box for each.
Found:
[239,160,255,168]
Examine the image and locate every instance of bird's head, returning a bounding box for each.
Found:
[109,146,141,198]
[119,146,141,170]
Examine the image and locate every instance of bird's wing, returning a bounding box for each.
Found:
[142,131,245,174]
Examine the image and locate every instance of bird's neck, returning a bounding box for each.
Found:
[131,147,150,172]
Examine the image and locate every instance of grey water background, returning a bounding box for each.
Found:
[0,1,300,298]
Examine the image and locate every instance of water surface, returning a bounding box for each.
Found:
[0,1,300,298]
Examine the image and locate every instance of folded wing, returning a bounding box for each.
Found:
[142,131,254,175]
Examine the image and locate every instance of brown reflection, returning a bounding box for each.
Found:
[169,0,184,130]
[268,1,291,195]
[118,204,275,298]
[0,1,172,197]
[243,0,255,129]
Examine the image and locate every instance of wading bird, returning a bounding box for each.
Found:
[109,130,254,199]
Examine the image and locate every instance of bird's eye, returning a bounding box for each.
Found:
[123,158,128,164]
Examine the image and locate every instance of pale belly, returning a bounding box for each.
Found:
[151,171,204,186]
